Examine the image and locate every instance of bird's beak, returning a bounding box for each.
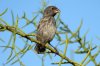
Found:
[54,9,60,13]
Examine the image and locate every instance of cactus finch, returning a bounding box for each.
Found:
[35,6,60,54]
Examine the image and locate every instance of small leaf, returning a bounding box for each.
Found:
[0,8,8,16]
[0,38,5,42]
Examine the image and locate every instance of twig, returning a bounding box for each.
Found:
[0,24,81,66]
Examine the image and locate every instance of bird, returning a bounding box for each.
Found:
[34,6,60,54]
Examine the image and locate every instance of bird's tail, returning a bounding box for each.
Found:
[34,44,46,54]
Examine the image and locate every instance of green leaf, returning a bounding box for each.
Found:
[3,34,13,52]
[0,18,9,25]
[11,10,15,25]
[0,8,8,16]
[0,38,5,42]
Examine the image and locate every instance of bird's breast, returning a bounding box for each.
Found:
[43,22,56,37]
[37,17,56,42]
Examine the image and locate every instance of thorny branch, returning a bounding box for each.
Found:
[0,24,81,66]
[0,1,100,66]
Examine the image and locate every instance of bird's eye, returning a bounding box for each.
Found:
[51,7,55,10]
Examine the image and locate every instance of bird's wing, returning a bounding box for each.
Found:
[37,17,50,30]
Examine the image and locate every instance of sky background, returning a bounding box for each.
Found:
[0,0,100,66]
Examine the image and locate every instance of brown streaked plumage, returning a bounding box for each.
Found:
[35,6,60,54]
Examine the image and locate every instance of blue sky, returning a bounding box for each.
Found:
[0,0,100,66]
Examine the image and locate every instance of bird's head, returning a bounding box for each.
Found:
[43,6,60,17]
